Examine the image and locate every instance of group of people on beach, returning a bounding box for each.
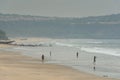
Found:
[41,51,97,71]
[76,52,97,71]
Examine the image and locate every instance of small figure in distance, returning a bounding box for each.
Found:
[76,52,79,58]
[93,56,96,65]
[42,54,45,62]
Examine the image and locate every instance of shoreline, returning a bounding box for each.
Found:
[0,49,119,80]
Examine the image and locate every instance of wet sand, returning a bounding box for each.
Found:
[0,50,119,80]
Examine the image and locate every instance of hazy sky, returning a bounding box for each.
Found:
[0,0,120,17]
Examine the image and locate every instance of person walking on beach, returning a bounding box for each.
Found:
[42,54,45,62]
[93,56,96,71]
[93,56,96,65]
[76,52,79,58]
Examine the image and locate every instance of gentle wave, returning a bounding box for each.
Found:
[54,39,120,57]
[81,47,120,56]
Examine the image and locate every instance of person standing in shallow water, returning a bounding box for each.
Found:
[42,54,44,62]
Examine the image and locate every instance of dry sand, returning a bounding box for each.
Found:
[0,50,119,80]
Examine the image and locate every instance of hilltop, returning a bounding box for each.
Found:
[0,13,120,39]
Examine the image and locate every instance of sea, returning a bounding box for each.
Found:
[3,39,120,79]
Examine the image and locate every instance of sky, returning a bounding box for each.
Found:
[0,0,120,17]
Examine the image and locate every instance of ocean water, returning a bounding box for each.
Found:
[54,39,120,56]
[4,39,120,79]
[53,39,120,79]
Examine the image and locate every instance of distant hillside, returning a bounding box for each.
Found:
[0,13,120,39]
[0,29,8,40]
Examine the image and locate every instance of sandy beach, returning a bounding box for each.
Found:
[0,49,119,80]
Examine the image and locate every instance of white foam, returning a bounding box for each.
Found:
[81,47,120,56]
[54,39,120,57]
[55,42,74,47]
[8,39,120,57]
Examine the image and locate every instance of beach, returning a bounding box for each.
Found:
[0,48,119,80]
